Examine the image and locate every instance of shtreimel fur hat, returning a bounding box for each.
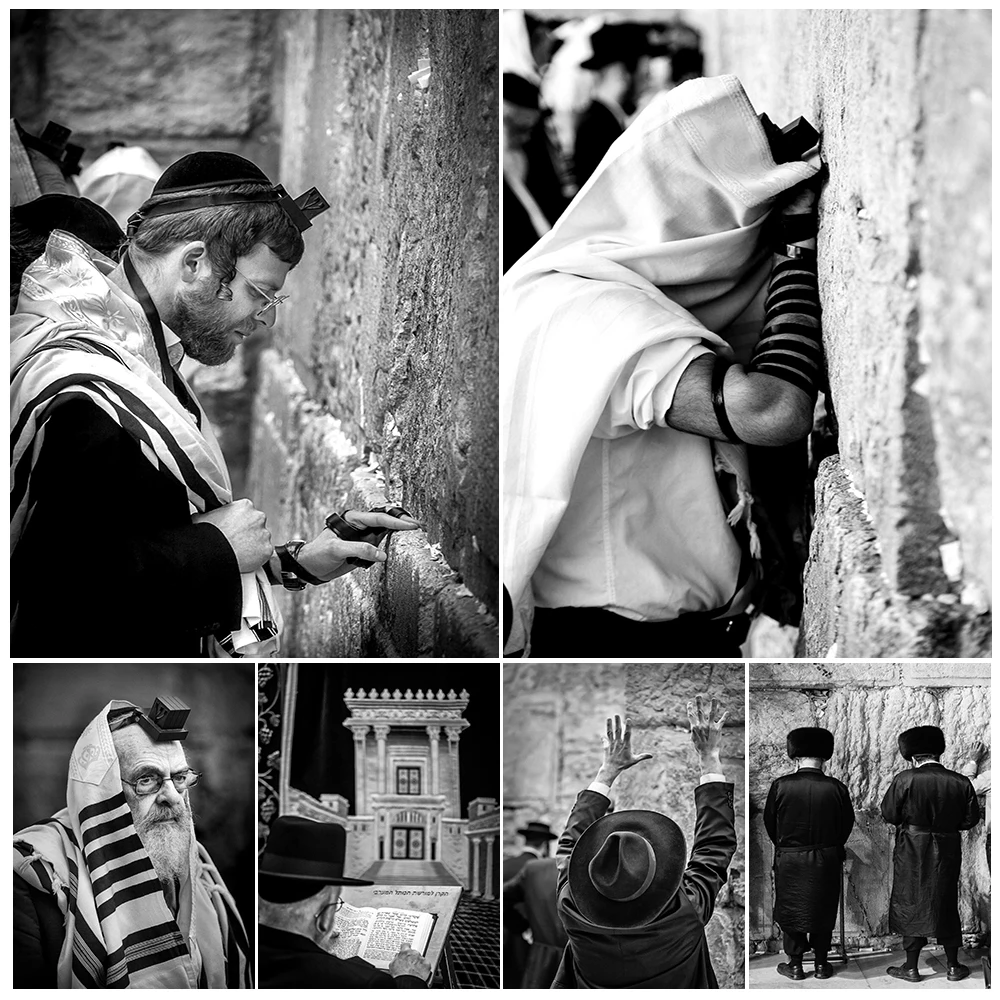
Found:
[898,725,945,761]
[787,727,834,761]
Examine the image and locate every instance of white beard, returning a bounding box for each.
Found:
[135,806,192,886]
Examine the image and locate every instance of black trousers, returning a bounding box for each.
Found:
[902,934,962,951]
[783,929,833,960]
[529,607,749,657]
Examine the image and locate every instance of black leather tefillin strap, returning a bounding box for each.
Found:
[121,251,200,424]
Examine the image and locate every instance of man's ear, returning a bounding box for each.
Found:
[177,241,211,285]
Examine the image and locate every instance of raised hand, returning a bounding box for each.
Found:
[597,715,653,786]
[687,696,728,771]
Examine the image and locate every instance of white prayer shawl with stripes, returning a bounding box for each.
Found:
[10,230,280,656]
[12,701,251,988]
[502,75,819,653]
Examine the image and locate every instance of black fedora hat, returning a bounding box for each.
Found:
[787,727,834,761]
[580,24,668,72]
[898,725,945,761]
[259,815,373,887]
[517,820,557,841]
[568,810,685,928]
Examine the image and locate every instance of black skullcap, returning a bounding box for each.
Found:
[503,73,540,110]
[12,194,125,259]
[151,151,272,197]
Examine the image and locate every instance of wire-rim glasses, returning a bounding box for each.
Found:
[122,769,202,797]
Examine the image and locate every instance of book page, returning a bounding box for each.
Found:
[328,902,376,961]
[359,907,434,969]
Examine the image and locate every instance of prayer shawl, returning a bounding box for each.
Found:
[12,702,252,988]
[502,75,818,653]
[10,230,280,656]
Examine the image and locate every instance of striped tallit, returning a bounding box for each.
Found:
[10,230,280,656]
[13,701,251,988]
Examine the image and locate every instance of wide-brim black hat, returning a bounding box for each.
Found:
[580,24,669,71]
[259,815,373,886]
[898,725,945,761]
[568,810,685,928]
[787,727,834,761]
[517,820,557,841]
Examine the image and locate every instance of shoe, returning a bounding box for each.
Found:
[887,966,921,983]
[814,962,834,980]
[777,962,806,981]
[947,964,971,983]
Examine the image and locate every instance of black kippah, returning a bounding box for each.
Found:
[12,194,125,258]
[152,151,272,197]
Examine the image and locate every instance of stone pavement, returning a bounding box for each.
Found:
[750,948,986,989]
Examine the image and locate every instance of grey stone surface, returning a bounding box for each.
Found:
[684,9,991,652]
[271,11,498,623]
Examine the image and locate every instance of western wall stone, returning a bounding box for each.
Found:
[504,663,745,987]
[749,664,990,948]
[269,10,498,638]
[683,8,991,653]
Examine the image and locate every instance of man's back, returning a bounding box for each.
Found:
[883,765,980,832]
[765,770,854,847]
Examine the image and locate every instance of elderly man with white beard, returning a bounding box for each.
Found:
[13,699,251,988]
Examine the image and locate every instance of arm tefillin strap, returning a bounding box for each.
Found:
[750,247,823,401]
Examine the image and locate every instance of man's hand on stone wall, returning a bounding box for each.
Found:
[688,696,727,774]
[596,715,653,787]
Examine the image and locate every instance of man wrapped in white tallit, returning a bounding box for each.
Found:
[10,151,420,657]
[13,700,251,988]
[503,75,824,656]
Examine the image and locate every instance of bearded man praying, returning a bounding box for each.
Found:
[13,699,251,988]
[11,150,419,657]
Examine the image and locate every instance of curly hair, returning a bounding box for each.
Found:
[129,182,305,285]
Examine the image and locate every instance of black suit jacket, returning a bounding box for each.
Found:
[553,783,736,989]
[12,397,243,656]
[573,99,624,188]
[258,925,428,989]
[14,874,63,988]
[504,856,568,988]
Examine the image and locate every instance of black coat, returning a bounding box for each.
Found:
[763,768,855,932]
[503,851,537,987]
[258,925,427,988]
[881,763,981,937]
[14,873,63,988]
[573,99,624,188]
[12,397,243,656]
[552,783,736,989]
[504,856,567,988]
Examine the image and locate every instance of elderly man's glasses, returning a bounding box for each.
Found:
[233,265,290,319]
[315,898,345,925]
[122,769,202,797]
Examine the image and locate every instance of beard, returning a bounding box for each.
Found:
[134,798,192,885]
[168,282,242,366]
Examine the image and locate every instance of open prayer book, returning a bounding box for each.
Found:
[330,902,437,969]
[335,884,464,975]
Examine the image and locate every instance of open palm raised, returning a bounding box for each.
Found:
[599,715,653,783]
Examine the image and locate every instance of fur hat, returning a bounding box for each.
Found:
[898,725,945,761]
[786,727,834,761]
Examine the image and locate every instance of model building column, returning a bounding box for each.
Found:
[483,835,495,900]
[352,725,370,814]
[374,724,390,794]
[471,836,482,895]
[426,725,441,794]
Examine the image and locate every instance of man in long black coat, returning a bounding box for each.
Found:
[503,819,557,988]
[504,855,568,987]
[881,725,981,984]
[552,699,736,988]
[763,727,854,980]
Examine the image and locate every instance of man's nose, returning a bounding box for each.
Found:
[257,306,278,331]
[156,778,184,806]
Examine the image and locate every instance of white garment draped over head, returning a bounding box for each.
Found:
[502,75,818,653]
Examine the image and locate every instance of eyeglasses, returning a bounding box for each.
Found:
[121,769,202,797]
[232,265,289,319]
[315,898,345,925]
